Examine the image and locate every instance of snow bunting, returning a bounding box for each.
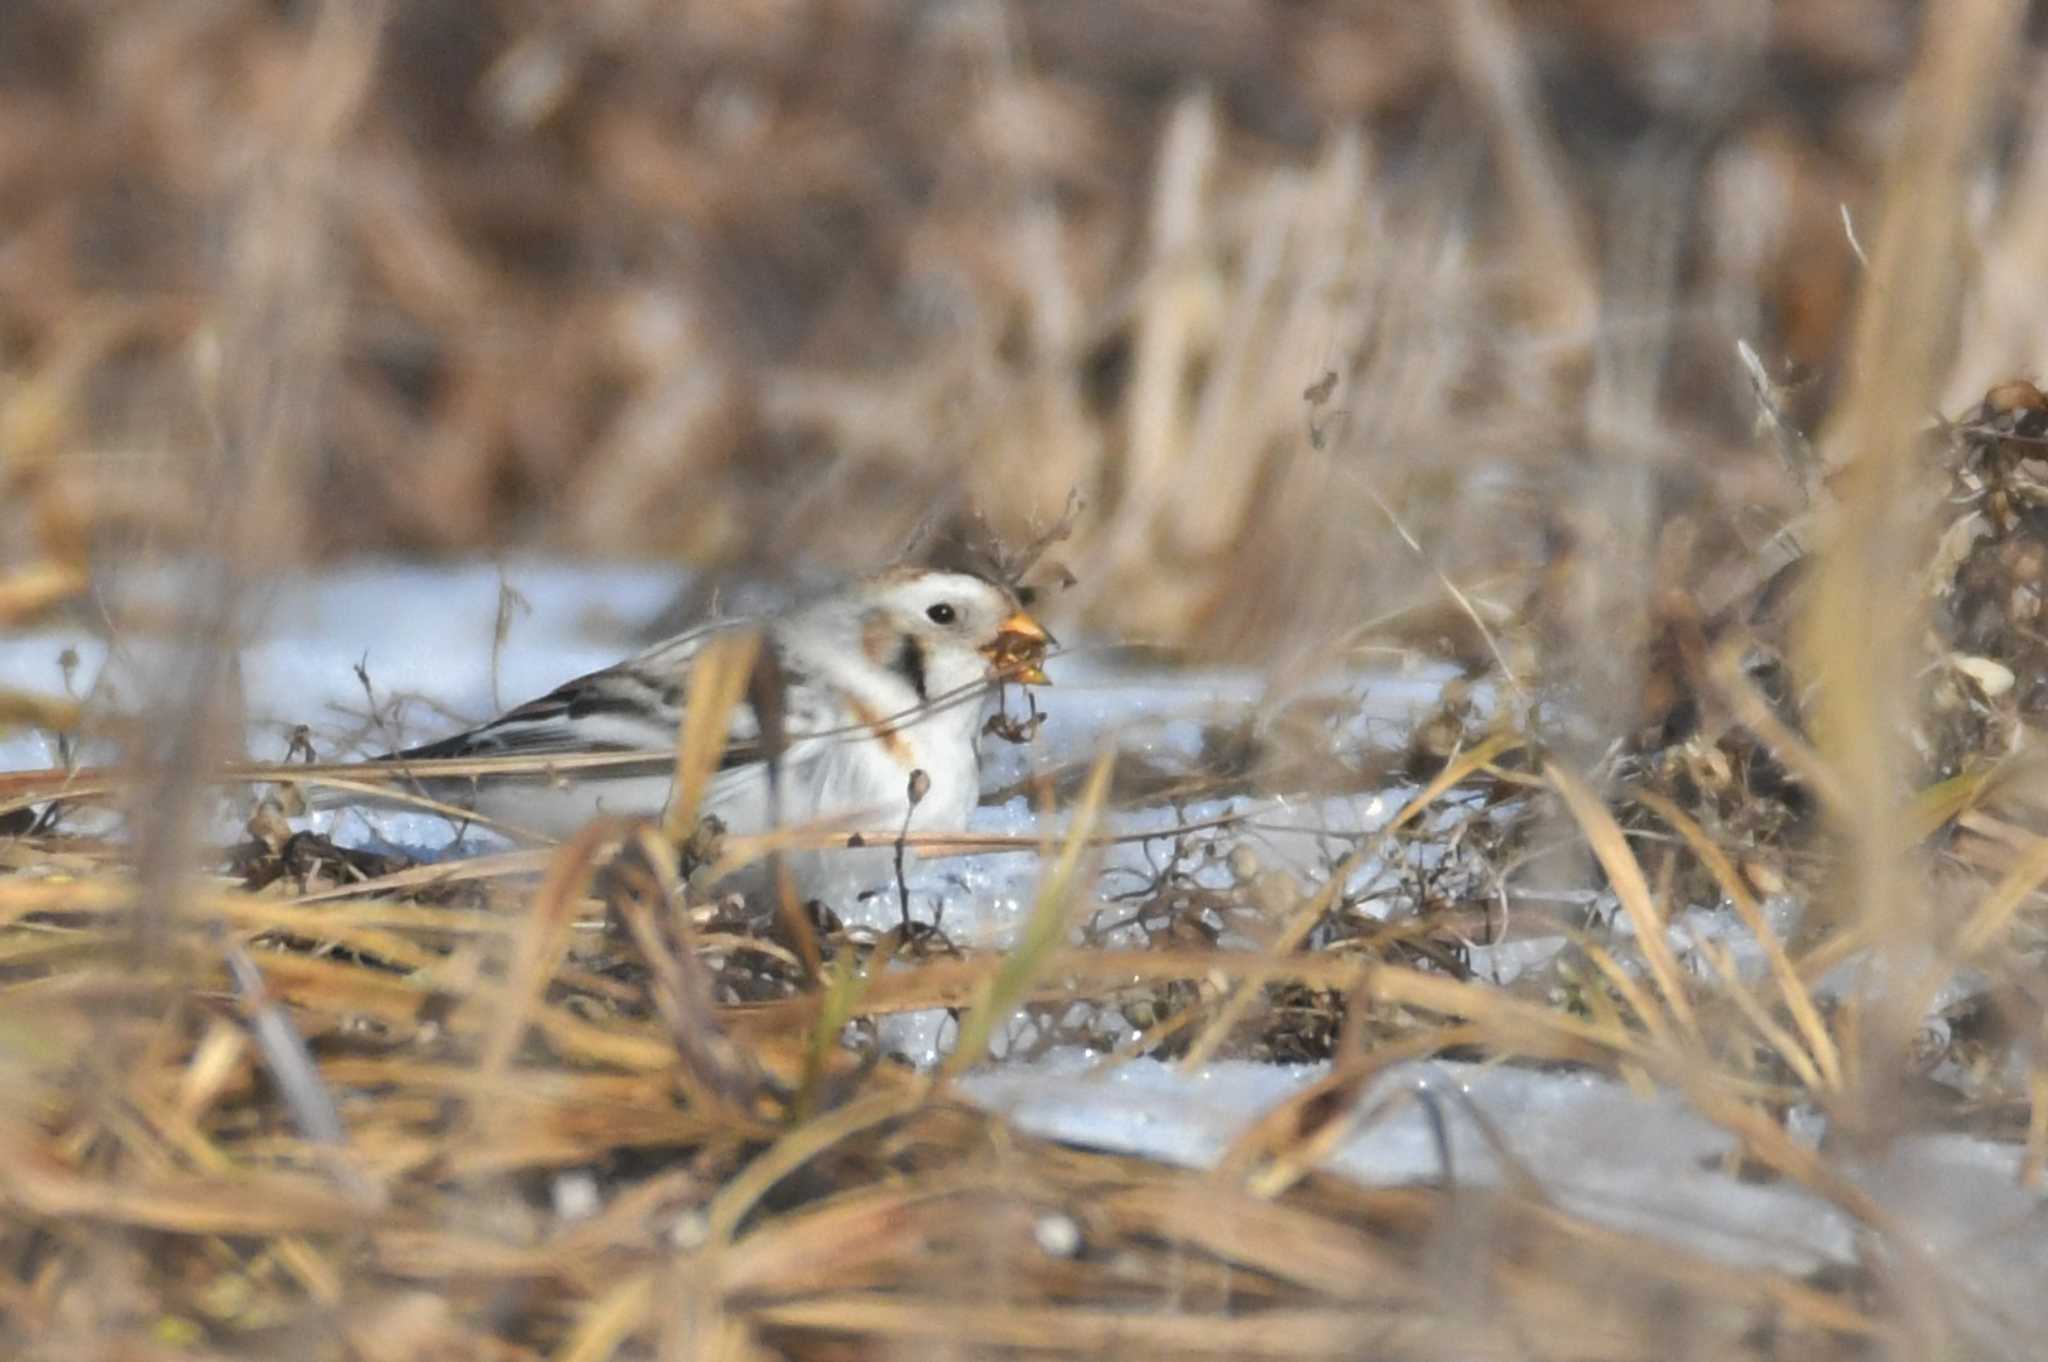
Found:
[372,568,1052,863]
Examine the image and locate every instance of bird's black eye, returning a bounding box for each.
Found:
[926,602,957,625]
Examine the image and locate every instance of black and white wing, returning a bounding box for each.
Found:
[386,624,762,766]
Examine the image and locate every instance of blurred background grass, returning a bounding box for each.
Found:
[12,1,2038,662]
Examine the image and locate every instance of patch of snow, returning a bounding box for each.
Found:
[965,1055,2044,1297]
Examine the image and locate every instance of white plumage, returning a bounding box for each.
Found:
[371,568,1051,893]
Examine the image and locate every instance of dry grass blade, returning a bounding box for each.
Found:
[1798,1,2022,1110]
[1356,477,1529,701]
[1396,730,1526,832]
[2,759,557,841]
[1101,1179,1419,1296]
[1696,938,1824,1091]
[663,627,763,843]
[557,1270,655,1362]
[1219,1022,1484,1196]
[0,689,81,733]
[1545,760,1699,1039]
[714,1176,1072,1300]
[1356,969,1805,1100]
[611,825,773,1125]
[289,772,557,841]
[1951,830,2048,961]
[1450,0,1596,338]
[1674,1081,1893,1231]
[220,941,353,1157]
[1705,635,1853,815]
[1908,762,2008,842]
[0,562,89,626]
[749,1296,1514,1359]
[941,746,1116,1081]
[479,820,621,1082]
[287,848,553,904]
[1634,788,1841,1089]
[732,948,1395,1037]
[1577,937,1678,1051]
[0,1115,374,1234]
[2026,1067,2048,1190]
[215,934,678,1073]
[1879,827,2048,1055]
[795,950,874,1122]
[702,1086,927,1246]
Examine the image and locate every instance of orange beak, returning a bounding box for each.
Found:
[982,611,1054,685]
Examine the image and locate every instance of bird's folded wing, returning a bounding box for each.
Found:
[388,626,766,769]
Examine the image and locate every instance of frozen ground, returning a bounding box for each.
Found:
[4,560,2043,1326]
[967,1055,2048,1349]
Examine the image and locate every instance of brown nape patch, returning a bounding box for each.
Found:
[844,693,913,764]
[860,609,894,668]
[868,564,933,587]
